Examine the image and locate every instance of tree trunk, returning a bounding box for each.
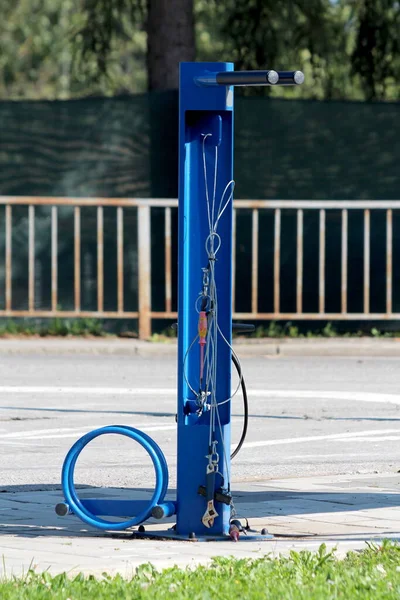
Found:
[146,0,195,90]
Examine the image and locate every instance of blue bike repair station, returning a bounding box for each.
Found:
[56,62,304,541]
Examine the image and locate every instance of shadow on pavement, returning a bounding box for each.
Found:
[1,483,399,540]
[4,406,400,424]
[0,405,176,418]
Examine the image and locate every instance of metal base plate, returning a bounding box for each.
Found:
[130,528,274,542]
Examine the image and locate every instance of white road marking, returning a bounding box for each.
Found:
[0,441,39,447]
[2,386,399,450]
[0,418,241,444]
[2,426,98,438]
[249,390,400,405]
[0,386,176,396]
[337,436,400,442]
[0,386,399,405]
[19,425,177,440]
[0,422,171,439]
[239,428,400,450]
[280,452,381,459]
[4,429,397,446]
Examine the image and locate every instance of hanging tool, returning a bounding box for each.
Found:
[198,310,208,384]
[201,442,219,528]
[198,266,209,388]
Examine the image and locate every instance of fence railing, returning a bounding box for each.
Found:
[0,196,399,338]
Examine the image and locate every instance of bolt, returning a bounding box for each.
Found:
[55,503,69,517]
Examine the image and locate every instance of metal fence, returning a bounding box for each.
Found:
[0,197,399,338]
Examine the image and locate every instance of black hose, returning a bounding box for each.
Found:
[171,321,248,459]
[230,353,248,460]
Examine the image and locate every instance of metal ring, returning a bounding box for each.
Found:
[61,425,168,530]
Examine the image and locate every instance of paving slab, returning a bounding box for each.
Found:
[1,348,400,577]
[1,472,399,577]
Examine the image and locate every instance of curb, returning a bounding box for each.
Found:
[0,337,399,357]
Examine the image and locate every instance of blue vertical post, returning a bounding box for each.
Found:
[57,62,303,535]
[176,62,234,536]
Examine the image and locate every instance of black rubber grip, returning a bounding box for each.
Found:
[216,70,279,86]
[276,71,305,85]
[215,70,304,86]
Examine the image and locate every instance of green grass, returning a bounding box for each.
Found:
[0,318,400,339]
[2,542,400,599]
[250,321,400,339]
[0,318,106,337]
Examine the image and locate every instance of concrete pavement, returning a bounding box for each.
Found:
[0,339,400,577]
[1,472,400,577]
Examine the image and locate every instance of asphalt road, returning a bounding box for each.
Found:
[1,350,400,493]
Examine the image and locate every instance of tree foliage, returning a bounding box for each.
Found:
[77,0,146,83]
[0,0,147,99]
[351,0,400,100]
[0,0,399,100]
[198,0,400,100]
[200,0,334,98]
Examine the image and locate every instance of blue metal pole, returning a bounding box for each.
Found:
[58,61,303,535]
[176,62,234,536]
